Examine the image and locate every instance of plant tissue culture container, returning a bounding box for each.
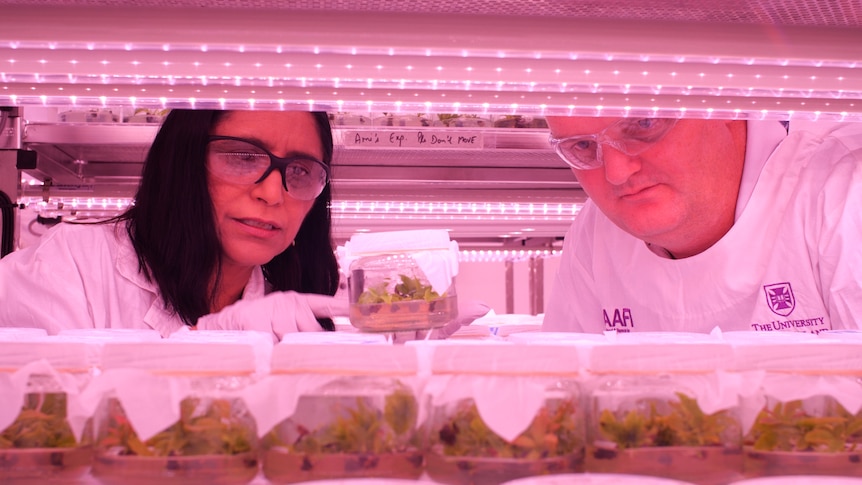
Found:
[260,342,424,483]
[730,337,862,478]
[0,341,94,482]
[340,229,459,333]
[90,341,260,485]
[421,342,585,485]
[586,338,743,485]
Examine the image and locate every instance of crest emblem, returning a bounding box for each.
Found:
[764,282,795,317]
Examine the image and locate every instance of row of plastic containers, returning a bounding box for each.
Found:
[52,107,548,129]
[1,327,861,485]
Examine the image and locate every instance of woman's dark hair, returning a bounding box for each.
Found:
[116,109,338,329]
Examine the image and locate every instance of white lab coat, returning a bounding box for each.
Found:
[543,120,862,334]
[0,222,266,336]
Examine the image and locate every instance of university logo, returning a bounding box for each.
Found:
[763,282,795,317]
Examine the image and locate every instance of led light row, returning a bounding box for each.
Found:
[335,200,581,217]
[4,50,858,91]
[20,196,582,220]
[2,92,858,121]
[459,249,562,263]
[3,33,859,69]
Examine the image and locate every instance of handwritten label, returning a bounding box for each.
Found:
[343,130,483,149]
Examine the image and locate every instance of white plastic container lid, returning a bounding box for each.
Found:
[168,329,273,374]
[280,331,388,345]
[470,313,543,337]
[502,472,696,484]
[0,341,90,371]
[730,340,862,372]
[428,341,580,375]
[56,328,162,342]
[718,330,818,343]
[730,476,862,485]
[272,342,417,374]
[588,341,733,373]
[100,341,256,374]
[0,327,49,341]
[292,479,432,485]
[507,331,608,345]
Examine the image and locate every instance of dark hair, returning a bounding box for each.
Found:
[117,109,338,329]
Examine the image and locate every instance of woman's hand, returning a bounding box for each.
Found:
[195,291,349,341]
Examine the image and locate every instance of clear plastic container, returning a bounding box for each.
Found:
[585,340,743,485]
[348,252,458,332]
[421,342,585,485]
[0,341,94,482]
[260,343,424,483]
[731,338,862,478]
[339,230,460,333]
[90,341,260,485]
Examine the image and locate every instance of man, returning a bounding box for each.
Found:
[541,116,862,334]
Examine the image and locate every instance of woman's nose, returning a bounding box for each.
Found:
[252,169,286,205]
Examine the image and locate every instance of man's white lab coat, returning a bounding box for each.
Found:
[543,120,862,334]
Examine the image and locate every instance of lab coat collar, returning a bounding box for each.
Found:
[113,223,265,336]
[736,120,789,220]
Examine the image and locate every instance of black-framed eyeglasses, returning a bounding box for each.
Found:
[548,118,679,170]
[207,135,330,201]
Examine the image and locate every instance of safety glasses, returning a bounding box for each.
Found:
[548,118,678,170]
[207,136,329,201]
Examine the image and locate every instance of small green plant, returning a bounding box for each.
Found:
[435,399,581,460]
[0,393,77,449]
[748,399,862,452]
[357,274,442,305]
[265,388,420,455]
[98,397,254,457]
[597,392,736,450]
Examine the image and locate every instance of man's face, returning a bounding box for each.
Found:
[546,117,747,258]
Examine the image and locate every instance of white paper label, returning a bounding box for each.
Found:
[343,130,483,149]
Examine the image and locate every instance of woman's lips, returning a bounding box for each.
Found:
[235,218,281,235]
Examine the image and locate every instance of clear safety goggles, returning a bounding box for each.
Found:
[548,118,678,170]
[207,136,329,201]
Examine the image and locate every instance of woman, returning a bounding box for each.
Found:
[0,109,344,340]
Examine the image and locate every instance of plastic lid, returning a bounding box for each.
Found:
[280,331,388,344]
[507,331,608,345]
[588,342,733,373]
[56,328,162,342]
[428,341,580,375]
[272,342,417,374]
[503,473,697,484]
[0,327,49,341]
[731,340,862,371]
[718,330,818,343]
[730,477,862,485]
[605,331,719,343]
[0,341,91,370]
[168,329,274,373]
[100,341,256,374]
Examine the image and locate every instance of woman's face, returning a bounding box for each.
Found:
[207,110,323,272]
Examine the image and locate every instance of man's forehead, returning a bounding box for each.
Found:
[546,116,622,136]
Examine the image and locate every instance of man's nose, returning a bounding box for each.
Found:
[600,142,641,185]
